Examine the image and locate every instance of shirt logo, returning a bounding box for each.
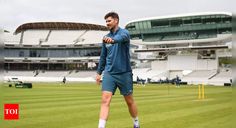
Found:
[4,104,19,120]
[105,44,113,48]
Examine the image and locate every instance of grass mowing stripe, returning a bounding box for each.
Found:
[137,102,231,124]
[141,107,231,128]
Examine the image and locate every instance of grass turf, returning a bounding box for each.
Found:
[1,83,232,128]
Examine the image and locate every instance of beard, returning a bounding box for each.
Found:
[107,25,115,32]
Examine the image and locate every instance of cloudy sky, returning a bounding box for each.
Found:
[0,0,235,32]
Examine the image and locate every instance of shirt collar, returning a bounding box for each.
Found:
[110,27,120,35]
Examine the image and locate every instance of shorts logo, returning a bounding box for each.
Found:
[4,104,19,120]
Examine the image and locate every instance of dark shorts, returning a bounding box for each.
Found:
[102,72,133,96]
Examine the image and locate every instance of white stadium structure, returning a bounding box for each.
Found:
[3,22,108,82]
[126,12,232,86]
[2,12,232,86]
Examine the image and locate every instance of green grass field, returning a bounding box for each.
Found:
[1,83,232,128]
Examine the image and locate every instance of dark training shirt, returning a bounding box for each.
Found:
[97,27,132,75]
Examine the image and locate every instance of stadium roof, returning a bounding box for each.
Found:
[14,22,108,34]
[126,12,232,25]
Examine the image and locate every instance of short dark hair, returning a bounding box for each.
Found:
[104,12,119,21]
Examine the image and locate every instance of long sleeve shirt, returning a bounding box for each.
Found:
[97,27,132,75]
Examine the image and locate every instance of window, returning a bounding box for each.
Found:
[183,19,192,24]
[151,20,169,27]
[202,15,222,24]
[30,50,37,57]
[143,21,149,30]
[130,34,142,40]
[138,22,144,30]
[126,24,136,30]
[222,16,231,23]
[19,51,24,57]
[193,18,201,24]
[170,19,182,26]
[215,15,222,23]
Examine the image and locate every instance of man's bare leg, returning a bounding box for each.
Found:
[98,91,113,128]
[124,94,140,127]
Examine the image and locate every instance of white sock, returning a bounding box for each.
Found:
[133,117,139,126]
[98,119,106,128]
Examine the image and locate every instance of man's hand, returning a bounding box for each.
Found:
[103,36,114,44]
[96,74,101,85]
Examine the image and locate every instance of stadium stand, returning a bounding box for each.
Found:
[4,70,96,82]
[4,33,20,45]
[3,13,232,86]
[22,30,49,45]
[75,30,108,45]
[125,12,232,86]
[208,69,232,85]
[46,30,84,45]
[3,22,108,82]
[181,70,217,84]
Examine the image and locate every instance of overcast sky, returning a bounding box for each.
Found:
[0,0,235,32]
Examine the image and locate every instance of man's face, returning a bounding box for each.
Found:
[105,16,118,30]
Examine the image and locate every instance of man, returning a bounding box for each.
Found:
[175,75,180,88]
[63,76,66,84]
[96,12,140,128]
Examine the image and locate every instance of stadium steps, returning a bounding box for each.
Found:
[39,30,52,45]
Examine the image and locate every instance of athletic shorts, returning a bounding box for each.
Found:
[102,71,133,96]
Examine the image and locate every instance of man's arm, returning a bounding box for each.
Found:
[96,43,107,84]
[97,43,107,75]
[103,30,130,44]
[112,31,130,43]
